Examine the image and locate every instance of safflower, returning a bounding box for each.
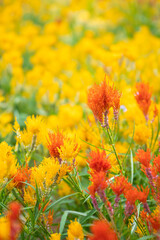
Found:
[88,149,111,173]
[89,220,118,240]
[12,164,31,189]
[135,149,152,168]
[88,171,107,207]
[87,79,121,128]
[135,82,152,121]
[47,130,64,158]
[110,175,132,207]
[135,149,155,187]
[47,130,80,165]
[124,188,139,216]
[8,202,22,240]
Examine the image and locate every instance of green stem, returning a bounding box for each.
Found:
[106,127,123,172]
[104,202,120,239]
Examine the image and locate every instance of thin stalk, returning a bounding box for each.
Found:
[105,127,123,172]
[104,202,120,239]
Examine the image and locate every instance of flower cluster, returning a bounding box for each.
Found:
[87,80,121,127]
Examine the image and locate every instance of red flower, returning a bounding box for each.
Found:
[135,149,152,168]
[135,82,152,120]
[88,171,107,200]
[7,202,22,240]
[110,175,132,196]
[153,155,160,175]
[124,188,139,216]
[12,164,31,189]
[88,149,111,173]
[87,79,121,127]
[137,186,149,203]
[89,220,118,240]
[47,130,64,158]
[124,187,139,205]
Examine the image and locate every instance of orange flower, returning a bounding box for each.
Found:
[88,149,111,173]
[141,207,160,232]
[8,202,22,240]
[125,187,139,205]
[88,171,107,202]
[12,164,31,189]
[87,79,121,127]
[89,220,118,240]
[110,175,132,196]
[135,149,152,168]
[153,155,160,175]
[137,186,149,203]
[148,209,160,231]
[47,130,64,158]
[135,82,152,120]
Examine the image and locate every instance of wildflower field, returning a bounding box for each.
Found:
[0,0,160,239]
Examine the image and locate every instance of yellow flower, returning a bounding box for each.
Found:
[57,164,70,183]
[58,180,72,197]
[58,104,83,129]
[0,216,10,240]
[58,137,80,163]
[0,113,13,137]
[50,233,61,240]
[20,115,47,146]
[134,123,151,145]
[30,157,60,190]
[24,186,36,206]
[0,141,17,183]
[67,219,84,240]
[129,215,146,237]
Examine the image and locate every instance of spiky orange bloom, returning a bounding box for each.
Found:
[135,82,152,120]
[110,175,132,196]
[88,171,107,201]
[125,187,139,205]
[88,149,111,173]
[153,155,160,174]
[153,104,158,118]
[135,149,152,168]
[8,202,22,240]
[89,220,118,240]
[12,164,31,189]
[141,207,160,232]
[124,187,139,216]
[148,208,160,231]
[87,79,121,127]
[47,131,64,158]
[47,210,54,226]
[137,186,149,203]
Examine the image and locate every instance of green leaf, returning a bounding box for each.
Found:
[79,138,113,153]
[59,212,68,234]
[137,235,155,240]
[59,210,87,234]
[80,209,97,224]
[45,193,79,212]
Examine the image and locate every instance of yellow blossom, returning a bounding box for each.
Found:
[0,216,10,240]
[20,115,47,146]
[134,123,151,145]
[58,180,72,197]
[0,141,17,183]
[67,219,84,240]
[50,233,61,240]
[58,137,80,163]
[30,157,60,190]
